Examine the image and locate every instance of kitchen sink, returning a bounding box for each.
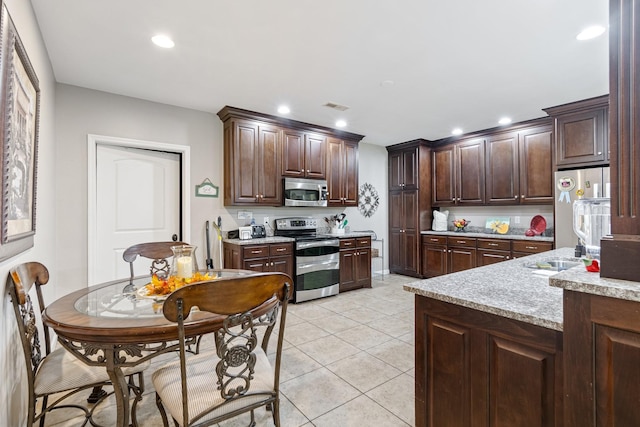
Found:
[526,259,581,271]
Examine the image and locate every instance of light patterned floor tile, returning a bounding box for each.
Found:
[306,313,360,334]
[282,321,330,346]
[366,373,416,426]
[312,394,410,427]
[297,335,360,366]
[366,338,415,372]
[335,324,394,350]
[326,351,402,392]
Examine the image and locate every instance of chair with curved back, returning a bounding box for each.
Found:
[123,240,193,281]
[152,272,291,427]
[7,261,147,427]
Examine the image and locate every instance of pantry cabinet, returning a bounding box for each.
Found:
[387,141,432,277]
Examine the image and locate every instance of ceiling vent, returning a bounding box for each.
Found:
[323,102,350,111]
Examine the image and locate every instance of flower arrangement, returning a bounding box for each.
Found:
[453,218,469,231]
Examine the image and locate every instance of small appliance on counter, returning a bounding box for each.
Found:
[251,225,266,238]
[573,197,611,259]
[228,226,253,240]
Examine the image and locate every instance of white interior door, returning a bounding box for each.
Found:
[94,144,181,283]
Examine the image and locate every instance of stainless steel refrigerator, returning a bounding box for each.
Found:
[554,167,610,249]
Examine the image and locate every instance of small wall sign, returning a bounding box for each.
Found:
[195,178,219,198]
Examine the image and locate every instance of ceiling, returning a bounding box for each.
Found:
[30,0,609,146]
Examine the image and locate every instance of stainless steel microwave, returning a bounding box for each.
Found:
[283,177,328,207]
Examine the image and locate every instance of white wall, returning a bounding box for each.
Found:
[1,1,57,425]
[55,84,222,293]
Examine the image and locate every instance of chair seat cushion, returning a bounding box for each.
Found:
[152,347,275,426]
[34,346,150,396]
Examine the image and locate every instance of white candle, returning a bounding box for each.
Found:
[176,256,193,279]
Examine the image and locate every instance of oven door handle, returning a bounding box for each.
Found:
[297,259,340,275]
[296,239,340,250]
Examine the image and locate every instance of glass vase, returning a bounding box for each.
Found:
[171,245,198,279]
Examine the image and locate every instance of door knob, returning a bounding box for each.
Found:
[172,234,178,241]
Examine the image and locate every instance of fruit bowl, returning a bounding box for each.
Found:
[453,219,469,231]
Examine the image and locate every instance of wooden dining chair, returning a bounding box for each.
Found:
[123,240,193,280]
[152,272,291,427]
[7,261,149,427]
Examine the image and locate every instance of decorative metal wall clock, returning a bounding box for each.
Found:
[358,182,379,218]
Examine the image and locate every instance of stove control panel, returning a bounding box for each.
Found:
[275,217,318,231]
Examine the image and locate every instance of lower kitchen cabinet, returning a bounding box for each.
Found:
[415,296,563,427]
[511,240,553,259]
[339,237,372,292]
[421,235,448,278]
[447,236,476,273]
[563,291,640,426]
[477,238,511,266]
[223,241,294,286]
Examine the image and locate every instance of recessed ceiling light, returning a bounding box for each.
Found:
[277,105,290,114]
[151,34,175,48]
[451,128,463,136]
[335,120,347,128]
[498,117,512,125]
[576,25,606,41]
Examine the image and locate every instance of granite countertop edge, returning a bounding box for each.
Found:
[223,231,375,245]
[421,230,554,242]
[403,248,578,331]
[550,268,640,302]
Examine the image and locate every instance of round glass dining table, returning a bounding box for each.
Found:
[42,269,255,427]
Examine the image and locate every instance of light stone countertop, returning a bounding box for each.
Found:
[421,230,554,242]
[550,266,640,302]
[223,231,375,245]
[404,247,580,331]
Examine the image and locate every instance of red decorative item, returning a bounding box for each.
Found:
[586,259,600,273]
[530,215,547,236]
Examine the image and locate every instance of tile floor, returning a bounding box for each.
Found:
[47,274,418,427]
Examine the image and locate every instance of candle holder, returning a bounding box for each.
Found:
[170,245,198,279]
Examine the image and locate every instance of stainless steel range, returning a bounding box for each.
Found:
[274,217,340,303]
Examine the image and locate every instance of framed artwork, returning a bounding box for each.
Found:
[0,4,40,261]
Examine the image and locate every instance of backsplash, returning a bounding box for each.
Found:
[438,205,555,237]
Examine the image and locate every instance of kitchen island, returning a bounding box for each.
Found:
[405,247,640,427]
[404,248,575,427]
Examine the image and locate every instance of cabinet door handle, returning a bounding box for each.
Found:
[456,240,466,244]
[452,198,456,201]
[514,195,519,199]
[488,243,498,246]
[506,256,510,259]
[251,250,262,254]
[597,152,602,155]
[457,198,461,201]
[443,249,447,253]
[307,169,310,173]
[525,245,537,250]
[521,194,525,198]
[276,248,286,252]
[430,238,439,242]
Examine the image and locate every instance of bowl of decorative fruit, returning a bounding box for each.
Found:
[453,218,470,231]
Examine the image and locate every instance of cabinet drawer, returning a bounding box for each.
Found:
[356,237,371,248]
[477,239,511,251]
[242,245,269,259]
[512,240,553,253]
[270,243,292,256]
[447,236,476,248]
[340,238,356,249]
[423,235,447,245]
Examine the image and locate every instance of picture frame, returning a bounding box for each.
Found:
[0,4,40,261]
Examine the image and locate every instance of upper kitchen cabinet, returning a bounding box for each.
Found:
[389,146,419,191]
[432,138,485,206]
[327,137,358,206]
[218,106,364,207]
[281,128,326,179]
[221,117,281,206]
[485,123,553,205]
[543,95,609,169]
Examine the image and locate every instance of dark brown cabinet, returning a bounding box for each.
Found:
[327,137,358,206]
[281,129,326,179]
[485,124,553,205]
[415,296,563,427]
[476,238,511,266]
[421,235,448,278]
[543,95,609,169]
[389,190,420,276]
[223,242,294,285]
[339,237,371,292]
[432,138,485,206]
[218,106,364,207]
[389,146,419,191]
[447,236,476,273]
[564,291,640,426]
[387,142,431,277]
[222,118,281,206]
[511,240,553,259]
